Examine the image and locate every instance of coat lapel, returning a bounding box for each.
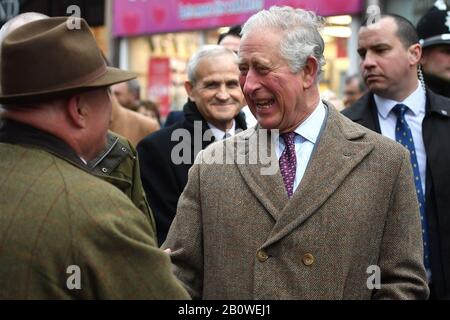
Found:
[263,107,375,247]
[233,127,287,221]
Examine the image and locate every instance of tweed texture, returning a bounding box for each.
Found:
[163,105,429,300]
[0,144,189,299]
[91,132,156,234]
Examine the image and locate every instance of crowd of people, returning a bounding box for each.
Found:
[0,1,450,300]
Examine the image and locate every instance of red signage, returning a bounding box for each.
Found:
[147,57,171,118]
[113,0,363,36]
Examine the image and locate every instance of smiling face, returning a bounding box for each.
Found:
[238,29,312,133]
[357,17,421,101]
[185,54,244,131]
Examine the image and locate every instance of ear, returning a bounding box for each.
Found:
[66,94,87,128]
[408,43,422,66]
[301,56,319,89]
[184,81,195,101]
[420,48,430,65]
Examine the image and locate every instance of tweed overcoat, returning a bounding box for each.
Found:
[0,123,189,299]
[163,105,429,300]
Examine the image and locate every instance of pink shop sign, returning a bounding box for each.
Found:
[113,0,363,37]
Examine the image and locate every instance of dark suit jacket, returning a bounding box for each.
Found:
[343,89,450,299]
[137,99,247,246]
[423,73,450,99]
[164,111,185,128]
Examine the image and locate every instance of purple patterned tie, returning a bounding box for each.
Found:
[279,132,297,198]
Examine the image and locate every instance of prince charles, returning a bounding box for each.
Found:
[163,7,429,300]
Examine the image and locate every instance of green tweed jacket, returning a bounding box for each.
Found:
[164,104,429,300]
[0,121,189,299]
[89,132,156,234]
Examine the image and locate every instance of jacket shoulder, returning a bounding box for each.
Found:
[341,93,372,120]
[427,89,450,114]
[138,121,186,152]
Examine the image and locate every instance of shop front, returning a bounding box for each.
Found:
[113,0,364,116]
[0,0,107,53]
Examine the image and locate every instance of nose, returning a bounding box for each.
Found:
[216,84,231,101]
[361,51,376,70]
[241,69,261,96]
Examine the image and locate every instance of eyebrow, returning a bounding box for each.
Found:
[357,43,391,55]
[371,43,391,48]
[203,80,219,85]
[359,42,391,50]
[237,57,247,65]
[238,57,271,67]
[226,79,239,85]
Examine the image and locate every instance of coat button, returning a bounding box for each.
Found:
[257,250,269,262]
[302,253,314,266]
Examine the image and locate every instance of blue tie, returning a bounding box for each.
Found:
[392,104,430,274]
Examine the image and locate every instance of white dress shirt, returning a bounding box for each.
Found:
[275,101,326,193]
[242,105,258,128]
[374,82,427,193]
[208,120,236,141]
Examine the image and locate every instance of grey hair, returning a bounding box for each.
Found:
[126,78,141,99]
[187,45,239,85]
[241,6,325,78]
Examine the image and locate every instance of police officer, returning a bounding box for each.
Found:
[417,0,450,98]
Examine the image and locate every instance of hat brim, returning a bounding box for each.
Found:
[420,34,450,48]
[0,67,136,105]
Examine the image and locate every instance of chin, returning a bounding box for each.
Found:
[215,113,237,122]
[369,85,388,96]
[257,118,278,130]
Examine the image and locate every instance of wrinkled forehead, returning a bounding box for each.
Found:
[198,52,238,68]
[195,54,239,77]
[239,30,282,61]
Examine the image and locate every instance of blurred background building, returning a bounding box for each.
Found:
[0,0,442,117]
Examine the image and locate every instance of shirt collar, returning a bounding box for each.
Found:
[291,100,325,144]
[374,81,426,119]
[207,120,236,141]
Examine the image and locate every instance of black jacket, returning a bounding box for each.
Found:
[137,100,247,246]
[424,72,450,99]
[342,90,450,299]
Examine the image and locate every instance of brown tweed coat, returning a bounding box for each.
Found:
[163,105,429,300]
[0,142,189,299]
